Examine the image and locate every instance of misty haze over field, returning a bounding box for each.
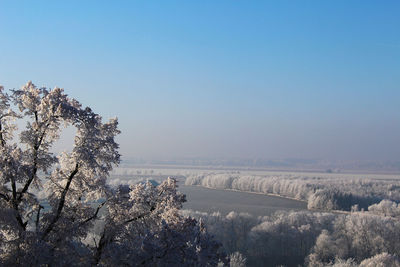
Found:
[120,157,400,174]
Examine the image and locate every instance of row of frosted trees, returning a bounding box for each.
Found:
[185,172,400,211]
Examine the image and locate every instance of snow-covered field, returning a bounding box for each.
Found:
[179,184,306,217]
[110,166,400,212]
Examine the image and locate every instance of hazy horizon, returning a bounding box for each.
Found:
[1,1,399,163]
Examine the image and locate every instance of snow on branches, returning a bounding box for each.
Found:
[0,82,224,266]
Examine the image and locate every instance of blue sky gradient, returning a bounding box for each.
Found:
[0,1,399,161]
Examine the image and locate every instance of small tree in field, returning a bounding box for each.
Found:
[0,82,225,266]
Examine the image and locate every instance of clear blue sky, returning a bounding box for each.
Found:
[0,1,399,161]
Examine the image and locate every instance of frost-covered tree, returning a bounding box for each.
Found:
[307,213,400,266]
[368,199,400,217]
[229,252,246,267]
[0,82,224,266]
[359,252,400,267]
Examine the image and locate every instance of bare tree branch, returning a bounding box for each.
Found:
[17,120,52,202]
[10,166,26,229]
[0,192,9,201]
[42,163,79,239]
[94,228,109,265]
[80,201,106,225]
[0,121,5,147]
[124,205,156,224]
[35,204,43,232]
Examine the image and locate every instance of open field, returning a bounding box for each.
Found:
[179,184,307,217]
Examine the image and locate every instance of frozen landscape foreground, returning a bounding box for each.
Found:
[108,165,400,266]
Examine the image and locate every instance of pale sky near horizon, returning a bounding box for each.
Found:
[0,1,399,161]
